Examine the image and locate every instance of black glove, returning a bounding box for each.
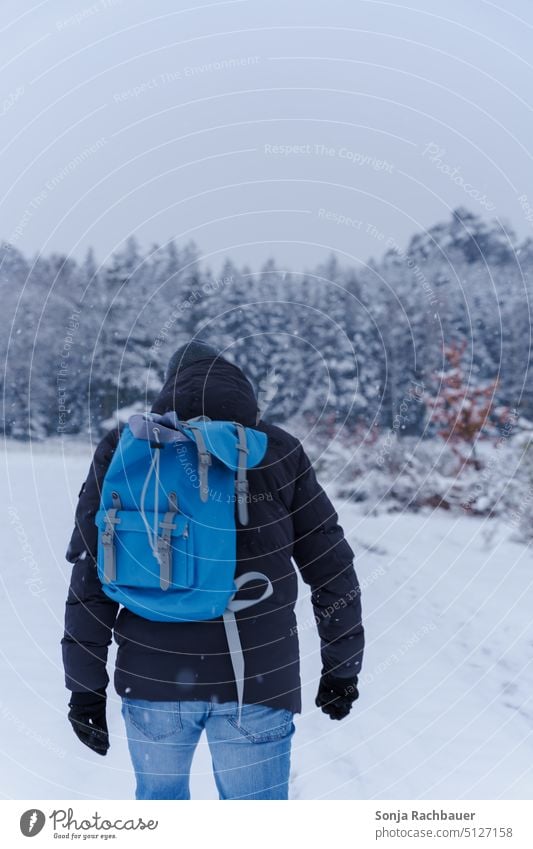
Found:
[315,672,359,720]
[68,689,109,755]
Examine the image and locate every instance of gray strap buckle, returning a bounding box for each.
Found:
[102,491,122,583]
[157,492,178,591]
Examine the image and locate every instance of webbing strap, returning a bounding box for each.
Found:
[101,491,122,583]
[188,425,211,502]
[157,492,178,591]
[234,423,250,526]
[222,610,245,724]
[140,439,162,559]
[222,571,274,726]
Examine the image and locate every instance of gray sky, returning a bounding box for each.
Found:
[1,0,532,274]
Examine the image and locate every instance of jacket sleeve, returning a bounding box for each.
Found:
[61,428,121,694]
[290,442,364,679]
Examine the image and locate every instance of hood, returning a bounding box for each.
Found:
[151,356,259,427]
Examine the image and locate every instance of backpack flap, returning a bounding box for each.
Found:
[178,420,267,471]
[127,413,267,469]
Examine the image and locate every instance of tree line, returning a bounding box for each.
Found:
[1,207,531,441]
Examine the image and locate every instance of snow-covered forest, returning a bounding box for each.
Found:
[2,206,532,438]
[2,206,533,534]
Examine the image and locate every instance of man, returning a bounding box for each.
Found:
[62,341,364,800]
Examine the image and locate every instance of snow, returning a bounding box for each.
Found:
[1,443,532,800]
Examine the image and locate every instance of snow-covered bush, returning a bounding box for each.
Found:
[295,417,533,524]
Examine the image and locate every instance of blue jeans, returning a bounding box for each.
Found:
[121,699,295,800]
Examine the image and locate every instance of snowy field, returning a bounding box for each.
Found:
[1,441,533,800]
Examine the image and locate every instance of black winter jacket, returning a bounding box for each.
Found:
[61,357,364,713]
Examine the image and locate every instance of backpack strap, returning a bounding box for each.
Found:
[140,437,163,559]
[101,491,122,583]
[222,571,274,726]
[234,422,250,526]
[187,425,212,502]
[157,491,179,591]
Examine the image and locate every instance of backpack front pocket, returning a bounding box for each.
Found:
[95,508,193,590]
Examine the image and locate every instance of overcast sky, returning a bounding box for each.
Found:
[1,0,532,273]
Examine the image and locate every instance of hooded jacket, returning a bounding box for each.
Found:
[62,356,364,713]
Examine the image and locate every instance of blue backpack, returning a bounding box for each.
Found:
[95,411,271,720]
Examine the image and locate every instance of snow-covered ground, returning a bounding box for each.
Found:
[1,441,532,800]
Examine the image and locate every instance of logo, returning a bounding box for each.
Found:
[20,809,46,837]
